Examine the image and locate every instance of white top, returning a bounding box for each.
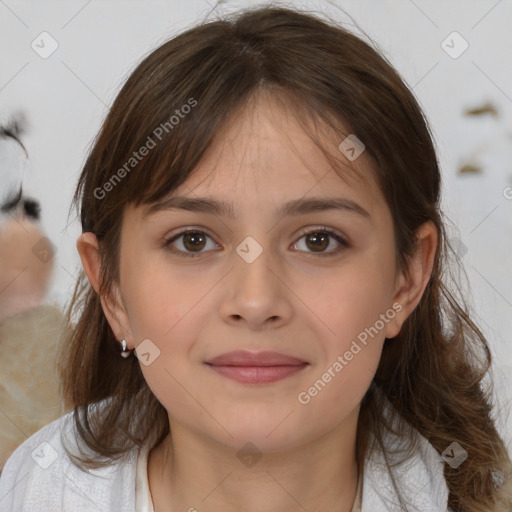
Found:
[135,443,154,512]
[0,397,450,511]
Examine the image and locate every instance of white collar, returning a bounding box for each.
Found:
[361,396,449,511]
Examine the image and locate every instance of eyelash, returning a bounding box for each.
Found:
[163,226,349,259]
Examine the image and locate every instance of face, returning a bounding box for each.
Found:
[106,93,406,453]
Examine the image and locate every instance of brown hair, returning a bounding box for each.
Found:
[58,5,512,511]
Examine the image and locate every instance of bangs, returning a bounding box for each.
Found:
[119,85,369,214]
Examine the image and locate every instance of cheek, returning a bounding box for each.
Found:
[296,333,384,423]
[121,253,203,342]
[139,359,195,417]
[307,258,395,346]
[295,259,391,413]
[120,255,214,412]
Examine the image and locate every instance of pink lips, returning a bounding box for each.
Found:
[205,350,309,384]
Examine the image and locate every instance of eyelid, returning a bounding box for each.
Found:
[165,226,216,240]
[295,225,348,245]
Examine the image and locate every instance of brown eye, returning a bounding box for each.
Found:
[182,232,207,251]
[293,228,348,257]
[164,229,218,258]
[305,232,330,252]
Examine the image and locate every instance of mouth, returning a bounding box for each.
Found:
[204,350,309,384]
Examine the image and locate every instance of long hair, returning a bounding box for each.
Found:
[57,6,512,511]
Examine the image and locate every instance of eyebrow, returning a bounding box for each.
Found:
[145,195,371,221]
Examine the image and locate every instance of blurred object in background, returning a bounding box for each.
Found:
[0,114,32,226]
[0,115,69,473]
[0,115,49,323]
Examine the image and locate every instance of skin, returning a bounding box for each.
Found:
[78,92,437,512]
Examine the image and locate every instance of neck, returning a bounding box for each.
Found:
[148,407,361,512]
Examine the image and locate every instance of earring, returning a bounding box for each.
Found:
[119,339,133,358]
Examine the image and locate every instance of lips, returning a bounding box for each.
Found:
[205,350,309,384]
[205,350,308,367]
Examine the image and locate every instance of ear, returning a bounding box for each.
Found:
[385,220,438,339]
[76,232,134,348]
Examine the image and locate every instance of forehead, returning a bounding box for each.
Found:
[158,92,386,221]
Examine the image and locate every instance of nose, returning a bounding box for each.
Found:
[219,237,294,330]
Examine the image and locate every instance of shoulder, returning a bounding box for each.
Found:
[0,403,140,512]
[362,395,450,511]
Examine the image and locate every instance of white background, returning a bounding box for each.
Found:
[1,0,511,448]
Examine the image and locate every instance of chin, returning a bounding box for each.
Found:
[213,417,308,454]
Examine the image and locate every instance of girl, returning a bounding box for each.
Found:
[1,4,511,511]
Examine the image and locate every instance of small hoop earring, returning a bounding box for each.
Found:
[119,339,133,358]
